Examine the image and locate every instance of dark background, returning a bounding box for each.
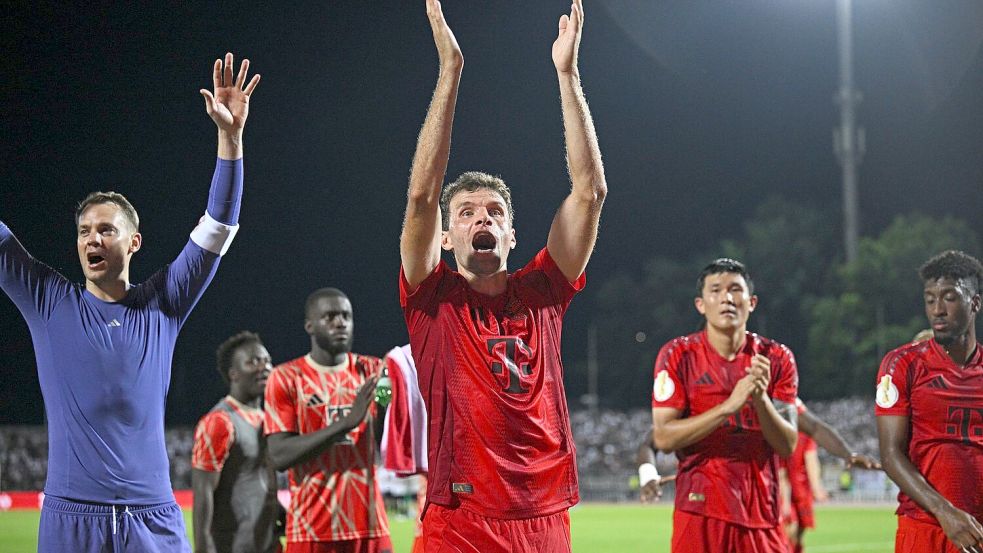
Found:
[2,1,982,424]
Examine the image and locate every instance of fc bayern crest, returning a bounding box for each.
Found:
[653,370,675,402]
[875,375,899,408]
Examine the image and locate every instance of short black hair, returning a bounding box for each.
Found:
[304,287,348,321]
[696,258,754,296]
[918,250,983,295]
[216,331,263,384]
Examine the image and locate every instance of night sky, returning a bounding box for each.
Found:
[2,2,982,425]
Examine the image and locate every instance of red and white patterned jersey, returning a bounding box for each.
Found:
[651,330,799,528]
[399,248,584,520]
[192,396,264,472]
[875,339,983,525]
[264,353,389,542]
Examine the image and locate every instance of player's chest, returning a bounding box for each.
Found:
[687,357,764,429]
[294,372,363,423]
[910,364,983,443]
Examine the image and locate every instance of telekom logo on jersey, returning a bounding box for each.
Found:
[945,405,983,444]
[485,337,533,394]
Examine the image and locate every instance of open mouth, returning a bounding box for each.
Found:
[472,232,496,253]
[86,254,106,269]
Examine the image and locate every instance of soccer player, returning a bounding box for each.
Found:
[651,258,799,552]
[876,250,983,553]
[781,398,881,553]
[0,53,258,552]
[192,331,280,553]
[264,288,391,553]
[399,0,606,550]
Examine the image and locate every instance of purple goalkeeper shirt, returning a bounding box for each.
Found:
[0,158,241,504]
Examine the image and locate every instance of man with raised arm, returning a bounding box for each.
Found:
[0,53,259,552]
[398,1,606,550]
[876,250,983,553]
[651,258,799,553]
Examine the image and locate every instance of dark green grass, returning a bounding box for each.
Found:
[0,504,896,552]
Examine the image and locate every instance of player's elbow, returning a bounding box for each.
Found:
[651,428,677,452]
[267,450,292,472]
[775,435,797,458]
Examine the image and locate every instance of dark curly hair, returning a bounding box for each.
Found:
[216,331,263,383]
[918,250,983,295]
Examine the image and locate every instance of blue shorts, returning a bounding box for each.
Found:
[38,495,191,553]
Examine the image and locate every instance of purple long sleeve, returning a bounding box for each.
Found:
[206,157,243,225]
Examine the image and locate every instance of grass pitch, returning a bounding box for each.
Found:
[0,503,896,552]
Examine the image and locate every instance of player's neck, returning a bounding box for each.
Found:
[309,347,348,367]
[939,330,977,365]
[705,324,746,361]
[85,276,130,302]
[228,389,261,409]
[462,268,508,297]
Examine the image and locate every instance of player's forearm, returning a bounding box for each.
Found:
[204,157,244,226]
[217,129,242,161]
[805,453,825,497]
[192,494,216,553]
[881,447,955,519]
[557,71,606,205]
[653,403,732,452]
[267,422,354,471]
[407,69,461,209]
[753,397,797,456]
[635,431,657,465]
[810,421,855,460]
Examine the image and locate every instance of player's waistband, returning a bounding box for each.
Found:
[42,495,179,515]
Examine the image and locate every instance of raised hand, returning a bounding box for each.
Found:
[639,479,662,503]
[200,52,261,134]
[341,375,380,432]
[552,0,584,74]
[426,0,463,71]
[747,354,771,398]
[723,373,757,414]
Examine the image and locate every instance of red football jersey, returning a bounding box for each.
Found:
[192,396,264,472]
[264,353,389,542]
[787,433,816,504]
[651,330,799,528]
[874,339,983,525]
[399,248,584,519]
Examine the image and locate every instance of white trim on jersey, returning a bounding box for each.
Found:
[190,212,239,256]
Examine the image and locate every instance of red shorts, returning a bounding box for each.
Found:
[672,509,787,553]
[421,504,571,553]
[895,515,963,553]
[286,537,393,553]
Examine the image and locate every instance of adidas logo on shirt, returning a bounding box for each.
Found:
[695,372,715,386]
[107,319,121,328]
[307,394,325,407]
[926,376,948,390]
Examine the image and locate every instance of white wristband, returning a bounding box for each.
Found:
[639,463,660,487]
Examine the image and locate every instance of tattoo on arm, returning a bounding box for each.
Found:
[773,399,798,431]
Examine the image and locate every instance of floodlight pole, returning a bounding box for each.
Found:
[833,0,865,263]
